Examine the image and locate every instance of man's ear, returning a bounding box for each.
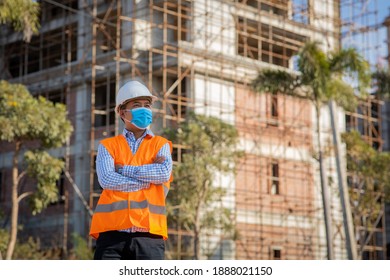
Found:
[119,109,126,120]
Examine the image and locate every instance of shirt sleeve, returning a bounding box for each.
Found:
[96,144,150,192]
[122,143,173,184]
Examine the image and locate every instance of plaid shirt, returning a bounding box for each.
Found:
[95,128,172,233]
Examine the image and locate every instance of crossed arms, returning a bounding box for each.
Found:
[95,143,173,192]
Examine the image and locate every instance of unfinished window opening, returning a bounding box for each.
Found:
[238,0,259,9]
[272,248,282,259]
[167,76,188,122]
[271,94,278,118]
[36,89,66,104]
[48,157,66,206]
[270,162,280,195]
[94,79,116,128]
[28,39,40,73]
[261,1,288,17]
[42,25,77,69]
[266,93,279,126]
[50,170,65,205]
[57,171,65,203]
[238,0,288,17]
[164,1,192,43]
[4,43,25,78]
[237,17,260,60]
[4,24,77,78]
[236,17,305,67]
[96,10,118,54]
[40,0,78,22]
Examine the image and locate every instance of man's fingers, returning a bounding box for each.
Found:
[154,156,165,163]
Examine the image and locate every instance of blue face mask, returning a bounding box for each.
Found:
[127,107,152,129]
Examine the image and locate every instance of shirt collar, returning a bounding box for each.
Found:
[122,128,154,140]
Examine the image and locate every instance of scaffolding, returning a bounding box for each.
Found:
[345,97,386,259]
[0,0,386,260]
[341,0,387,259]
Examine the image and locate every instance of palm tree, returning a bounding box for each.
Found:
[372,68,390,99]
[252,41,370,259]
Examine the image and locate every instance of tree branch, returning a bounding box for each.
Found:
[17,191,33,203]
[17,170,27,182]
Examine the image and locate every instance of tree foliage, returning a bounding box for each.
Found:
[0,81,72,148]
[342,130,390,251]
[69,233,94,260]
[372,68,390,99]
[165,113,243,259]
[0,229,93,260]
[25,150,65,214]
[0,80,73,259]
[0,0,40,42]
[0,229,7,260]
[252,41,371,111]
[0,79,73,213]
[342,130,390,203]
[0,229,45,260]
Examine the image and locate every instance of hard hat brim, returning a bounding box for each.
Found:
[115,95,158,115]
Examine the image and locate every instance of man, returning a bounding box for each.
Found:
[90,80,173,260]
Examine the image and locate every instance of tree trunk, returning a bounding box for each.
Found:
[6,141,21,260]
[329,100,358,259]
[315,103,334,260]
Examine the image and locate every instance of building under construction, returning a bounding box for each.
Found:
[0,0,387,259]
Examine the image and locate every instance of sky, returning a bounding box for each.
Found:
[341,0,390,68]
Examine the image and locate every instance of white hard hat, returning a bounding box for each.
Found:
[115,80,158,114]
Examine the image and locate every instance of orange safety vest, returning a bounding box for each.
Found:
[89,134,172,240]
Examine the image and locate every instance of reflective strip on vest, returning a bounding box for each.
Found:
[130,200,148,209]
[149,204,166,215]
[95,199,166,215]
[131,199,166,215]
[94,200,128,213]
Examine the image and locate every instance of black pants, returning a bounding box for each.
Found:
[94,231,165,260]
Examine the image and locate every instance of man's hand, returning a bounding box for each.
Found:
[154,156,166,164]
[115,164,123,173]
[115,157,165,173]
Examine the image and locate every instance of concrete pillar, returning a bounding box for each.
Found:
[72,83,91,236]
[122,0,134,50]
[71,0,94,236]
[78,0,93,62]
